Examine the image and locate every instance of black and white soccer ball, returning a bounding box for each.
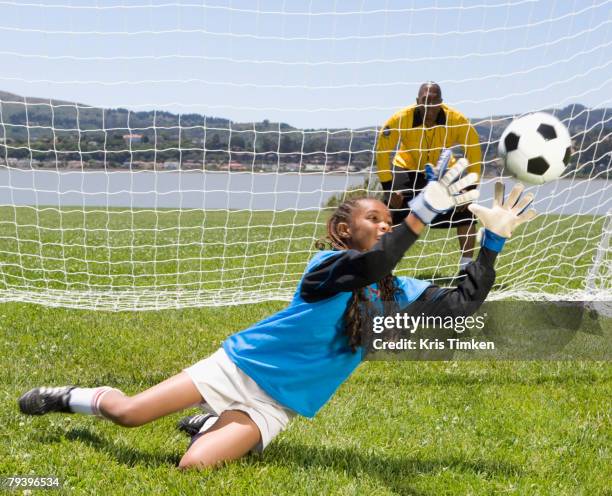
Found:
[498,112,572,184]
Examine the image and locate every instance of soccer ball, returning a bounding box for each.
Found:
[498,112,572,184]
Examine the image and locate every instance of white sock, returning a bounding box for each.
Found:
[68,386,117,416]
[459,256,472,271]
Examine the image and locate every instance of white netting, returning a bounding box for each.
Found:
[0,0,610,310]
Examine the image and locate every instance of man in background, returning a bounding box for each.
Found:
[375,82,482,274]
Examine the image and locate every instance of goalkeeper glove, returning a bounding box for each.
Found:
[468,181,537,253]
[408,149,480,225]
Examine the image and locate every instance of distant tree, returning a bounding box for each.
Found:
[303,136,327,154]
[257,135,278,153]
[207,134,222,150]
[230,134,246,150]
[280,134,301,154]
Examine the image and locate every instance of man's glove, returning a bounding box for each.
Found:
[468,181,537,252]
[408,149,480,225]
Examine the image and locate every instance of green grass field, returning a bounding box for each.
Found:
[0,206,607,301]
[0,207,610,495]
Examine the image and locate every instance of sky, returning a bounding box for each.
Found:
[0,0,610,129]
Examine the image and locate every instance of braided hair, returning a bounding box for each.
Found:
[316,197,399,352]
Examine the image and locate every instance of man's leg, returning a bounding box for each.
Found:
[389,170,425,226]
[391,194,410,226]
[456,221,477,269]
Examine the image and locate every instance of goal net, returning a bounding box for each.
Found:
[0,1,610,310]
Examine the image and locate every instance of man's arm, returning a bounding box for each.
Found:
[375,113,401,189]
[455,115,482,179]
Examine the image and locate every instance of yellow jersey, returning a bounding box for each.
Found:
[375,103,482,184]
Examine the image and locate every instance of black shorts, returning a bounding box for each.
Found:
[388,170,477,229]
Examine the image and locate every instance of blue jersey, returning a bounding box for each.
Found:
[223,250,430,418]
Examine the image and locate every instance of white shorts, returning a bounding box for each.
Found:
[184,348,295,453]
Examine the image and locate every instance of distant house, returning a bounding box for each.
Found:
[87,160,106,169]
[303,163,325,172]
[219,161,247,171]
[114,160,152,170]
[123,134,143,144]
[16,159,32,168]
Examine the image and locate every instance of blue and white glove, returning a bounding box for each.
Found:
[468,181,537,253]
[408,149,480,225]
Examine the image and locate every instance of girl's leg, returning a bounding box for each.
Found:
[178,410,261,469]
[99,371,204,427]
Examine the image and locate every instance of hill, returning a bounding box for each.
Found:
[0,91,609,177]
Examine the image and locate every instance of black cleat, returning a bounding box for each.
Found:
[177,413,218,437]
[18,386,76,415]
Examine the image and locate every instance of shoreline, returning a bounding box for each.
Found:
[0,164,605,181]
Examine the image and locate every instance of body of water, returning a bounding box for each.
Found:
[0,169,609,215]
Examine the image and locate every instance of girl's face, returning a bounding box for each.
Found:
[339,199,392,251]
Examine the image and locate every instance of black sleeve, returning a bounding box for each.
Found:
[301,221,419,302]
[405,247,498,317]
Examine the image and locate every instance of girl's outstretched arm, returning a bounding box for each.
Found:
[404,246,497,318]
[405,181,538,318]
[302,156,478,302]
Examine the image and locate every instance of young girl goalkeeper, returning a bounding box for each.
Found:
[18,154,536,470]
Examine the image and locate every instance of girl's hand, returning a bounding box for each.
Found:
[468,181,537,239]
[408,151,480,225]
